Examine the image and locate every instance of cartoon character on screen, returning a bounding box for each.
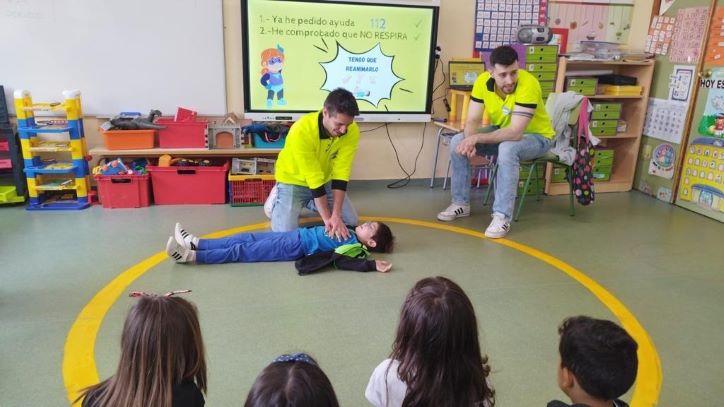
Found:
[260,44,286,108]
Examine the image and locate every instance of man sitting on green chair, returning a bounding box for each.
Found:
[436,45,555,238]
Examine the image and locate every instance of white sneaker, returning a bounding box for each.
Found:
[263,184,278,219]
[484,212,511,238]
[166,236,195,263]
[437,203,471,222]
[174,222,198,249]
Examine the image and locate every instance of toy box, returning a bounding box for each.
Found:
[228,174,275,206]
[95,174,151,208]
[147,162,228,205]
[156,118,208,148]
[252,132,286,148]
[101,129,155,150]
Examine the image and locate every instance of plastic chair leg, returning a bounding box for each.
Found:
[442,158,451,190]
[483,163,497,206]
[514,162,536,222]
[568,169,576,216]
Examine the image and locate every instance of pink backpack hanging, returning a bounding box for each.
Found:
[572,97,595,205]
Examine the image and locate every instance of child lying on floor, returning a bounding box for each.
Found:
[165,221,394,274]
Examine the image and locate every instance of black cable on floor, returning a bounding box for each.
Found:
[385,121,426,189]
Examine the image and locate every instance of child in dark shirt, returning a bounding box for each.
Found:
[548,315,638,407]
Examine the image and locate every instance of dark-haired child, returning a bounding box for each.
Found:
[548,315,638,407]
[366,276,495,407]
[79,291,207,407]
[244,352,339,407]
[165,221,394,273]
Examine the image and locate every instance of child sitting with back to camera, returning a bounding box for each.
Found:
[165,221,394,274]
[366,276,495,407]
[549,315,638,407]
[78,290,207,407]
[244,352,340,407]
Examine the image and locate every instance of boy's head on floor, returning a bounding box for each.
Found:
[355,221,394,253]
[556,315,638,405]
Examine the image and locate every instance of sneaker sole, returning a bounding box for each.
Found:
[484,226,510,239]
[437,212,470,222]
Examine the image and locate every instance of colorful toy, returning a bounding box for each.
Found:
[14,89,91,210]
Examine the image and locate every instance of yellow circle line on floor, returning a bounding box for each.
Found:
[63,217,661,406]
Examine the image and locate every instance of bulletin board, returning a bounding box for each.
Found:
[472,0,548,54]
[633,0,712,204]
[0,0,226,116]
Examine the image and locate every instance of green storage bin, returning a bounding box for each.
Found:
[525,45,558,55]
[592,165,612,181]
[566,77,598,88]
[567,85,597,96]
[591,126,617,136]
[591,102,622,112]
[540,81,555,94]
[590,120,618,129]
[550,164,569,183]
[531,71,557,81]
[519,163,546,180]
[591,110,621,120]
[517,178,545,196]
[526,63,557,72]
[593,149,615,166]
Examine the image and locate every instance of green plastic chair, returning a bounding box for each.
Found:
[483,99,581,221]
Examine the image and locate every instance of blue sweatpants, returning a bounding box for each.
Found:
[195,230,305,264]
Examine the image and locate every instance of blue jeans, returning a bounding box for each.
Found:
[195,230,304,264]
[270,182,358,232]
[449,132,552,219]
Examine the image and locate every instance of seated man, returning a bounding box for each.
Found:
[437,45,555,238]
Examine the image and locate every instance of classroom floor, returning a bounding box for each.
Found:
[1,181,722,406]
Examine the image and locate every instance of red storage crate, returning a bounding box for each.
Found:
[228,174,275,206]
[95,174,151,208]
[156,118,208,148]
[147,162,228,205]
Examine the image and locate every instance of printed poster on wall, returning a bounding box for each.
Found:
[704,6,724,65]
[668,64,695,103]
[669,7,709,64]
[676,69,724,218]
[473,0,547,55]
[643,98,688,144]
[648,143,676,179]
[645,15,675,56]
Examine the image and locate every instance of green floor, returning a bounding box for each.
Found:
[1,182,722,406]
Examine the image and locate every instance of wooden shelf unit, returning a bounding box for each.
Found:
[89,147,281,159]
[547,58,655,195]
